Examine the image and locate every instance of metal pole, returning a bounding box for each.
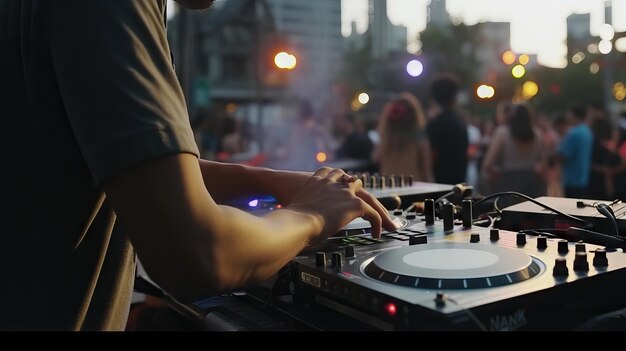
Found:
[254,0,265,152]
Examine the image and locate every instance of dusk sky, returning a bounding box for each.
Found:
[342,0,626,68]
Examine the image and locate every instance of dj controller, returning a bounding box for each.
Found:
[282,201,626,331]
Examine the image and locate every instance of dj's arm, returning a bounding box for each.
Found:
[106,154,397,303]
[197,159,311,205]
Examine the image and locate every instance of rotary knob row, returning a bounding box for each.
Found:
[354,174,414,189]
[553,249,609,277]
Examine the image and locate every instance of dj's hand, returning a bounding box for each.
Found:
[287,167,398,244]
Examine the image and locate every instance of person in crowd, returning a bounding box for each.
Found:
[286,100,334,171]
[372,93,433,181]
[557,105,594,198]
[588,117,624,200]
[481,103,546,201]
[426,74,468,185]
[335,113,373,161]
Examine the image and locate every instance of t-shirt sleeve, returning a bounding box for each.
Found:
[48,1,199,186]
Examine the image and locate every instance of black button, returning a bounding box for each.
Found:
[516,233,526,246]
[557,239,569,254]
[490,229,500,241]
[315,252,326,267]
[470,233,480,243]
[573,252,589,272]
[537,236,547,250]
[409,235,427,245]
[593,249,609,268]
[553,258,568,277]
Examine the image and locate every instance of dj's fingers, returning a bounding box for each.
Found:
[358,199,383,239]
[356,188,399,231]
[312,167,333,179]
[326,168,348,182]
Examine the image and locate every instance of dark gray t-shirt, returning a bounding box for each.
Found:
[0,0,199,330]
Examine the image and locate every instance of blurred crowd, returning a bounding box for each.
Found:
[192,74,626,202]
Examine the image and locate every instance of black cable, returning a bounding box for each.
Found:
[596,203,621,237]
[473,191,588,226]
[434,190,455,204]
[493,196,503,215]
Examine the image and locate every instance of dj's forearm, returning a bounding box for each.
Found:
[198,159,311,204]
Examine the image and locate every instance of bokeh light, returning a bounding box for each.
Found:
[406,59,424,77]
[588,43,599,54]
[616,38,626,53]
[600,24,615,41]
[316,152,328,163]
[274,51,297,70]
[476,84,495,99]
[613,83,625,101]
[522,81,539,100]
[519,54,530,65]
[572,52,585,64]
[358,92,370,105]
[511,65,526,78]
[226,103,237,114]
[590,62,600,74]
[599,40,613,55]
[502,51,516,65]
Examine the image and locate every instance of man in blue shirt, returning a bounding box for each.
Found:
[558,106,594,198]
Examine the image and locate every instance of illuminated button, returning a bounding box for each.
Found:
[557,240,569,254]
[536,236,548,250]
[553,258,568,277]
[385,302,397,316]
[593,249,609,268]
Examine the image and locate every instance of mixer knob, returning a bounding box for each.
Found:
[424,199,435,225]
[557,240,569,254]
[442,203,454,232]
[331,252,343,269]
[470,233,480,243]
[361,173,370,188]
[409,235,427,246]
[536,236,548,250]
[315,252,326,267]
[404,175,413,187]
[393,209,403,216]
[387,175,396,188]
[395,175,404,187]
[516,233,527,246]
[575,241,586,253]
[490,229,500,241]
[345,246,355,259]
[462,200,473,229]
[405,213,417,220]
[378,176,386,189]
[369,175,378,189]
[553,258,569,277]
[593,249,609,268]
[573,252,589,272]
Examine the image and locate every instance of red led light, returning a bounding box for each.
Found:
[385,302,397,316]
[276,204,282,209]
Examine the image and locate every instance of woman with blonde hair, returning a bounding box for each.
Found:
[372,93,434,182]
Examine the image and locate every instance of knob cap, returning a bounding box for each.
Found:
[442,203,454,232]
[537,236,548,250]
[409,235,427,246]
[553,258,569,277]
[573,252,589,272]
[575,241,586,253]
[395,175,404,188]
[387,175,396,188]
[331,252,343,268]
[490,229,500,241]
[345,246,355,259]
[393,209,403,216]
[557,239,569,254]
[462,200,473,228]
[404,175,413,187]
[470,233,480,243]
[424,199,435,225]
[593,249,609,268]
[377,176,386,189]
[516,233,527,246]
[315,252,326,267]
[406,213,416,220]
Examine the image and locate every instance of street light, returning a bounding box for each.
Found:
[274,51,297,70]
